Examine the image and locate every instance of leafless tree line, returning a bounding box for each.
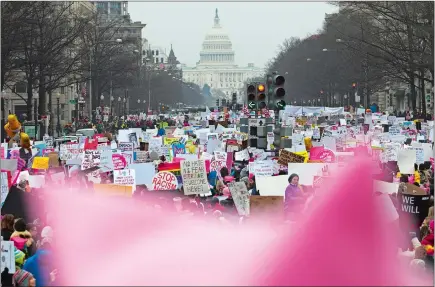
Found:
[266,1,433,113]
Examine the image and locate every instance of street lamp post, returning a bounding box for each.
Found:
[123,97,126,117]
[56,93,61,137]
[117,97,121,116]
[110,96,114,117]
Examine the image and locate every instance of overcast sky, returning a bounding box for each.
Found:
[129,2,338,69]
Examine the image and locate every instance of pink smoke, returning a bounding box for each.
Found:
[39,156,431,286]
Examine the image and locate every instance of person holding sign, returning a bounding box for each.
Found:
[284,174,308,219]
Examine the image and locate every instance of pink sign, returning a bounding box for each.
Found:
[0,147,4,159]
[309,146,336,163]
[151,171,178,190]
[112,154,127,170]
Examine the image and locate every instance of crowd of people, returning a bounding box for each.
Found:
[1,103,434,285]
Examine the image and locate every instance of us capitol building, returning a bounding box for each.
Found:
[181,9,264,102]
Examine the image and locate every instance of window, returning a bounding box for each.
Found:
[161,58,164,63]
[155,58,159,64]
[61,87,65,94]
[156,50,159,56]
[152,50,155,56]
[14,82,26,93]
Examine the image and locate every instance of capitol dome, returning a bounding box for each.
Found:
[198,9,236,67]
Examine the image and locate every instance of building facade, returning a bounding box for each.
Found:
[181,9,264,102]
[93,1,128,19]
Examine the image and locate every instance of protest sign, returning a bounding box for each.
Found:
[1,241,16,274]
[81,150,101,170]
[397,149,416,174]
[152,171,178,190]
[112,154,127,170]
[99,150,114,172]
[135,151,149,163]
[407,147,424,164]
[277,149,305,166]
[114,169,135,186]
[128,163,155,185]
[180,160,209,196]
[235,149,250,161]
[93,183,133,197]
[251,161,274,177]
[119,142,134,152]
[210,159,226,173]
[399,186,430,231]
[1,172,9,207]
[43,135,54,148]
[48,152,59,167]
[172,142,186,157]
[32,157,49,170]
[214,151,227,162]
[228,181,250,216]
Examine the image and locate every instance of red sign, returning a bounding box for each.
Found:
[112,154,127,170]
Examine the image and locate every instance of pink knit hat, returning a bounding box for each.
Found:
[429,220,434,232]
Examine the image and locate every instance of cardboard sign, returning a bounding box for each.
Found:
[1,241,16,274]
[277,150,305,166]
[251,161,274,177]
[48,152,59,167]
[228,181,250,216]
[93,183,133,197]
[151,171,178,190]
[172,143,186,157]
[180,160,209,196]
[32,157,49,170]
[235,149,250,161]
[250,196,284,217]
[84,138,98,150]
[81,150,101,171]
[113,169,135,185]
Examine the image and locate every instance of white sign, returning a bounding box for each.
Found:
[81,150,101,170]
[180,160,209,196]
[118,142,134,152]
[114,169,135,185]
[43,136,54,148]
[214,151,227,162]
[388,126,401,137]
[134,151,149,163]
[235,149,250,161]
[1,172,9,207]
[408,147,424,164]
[151,171,178,190]
[99,150,114,172]
[228,181,250,216]
[251,161,274,177]
[210,159,226,173]
[1,241,16,274]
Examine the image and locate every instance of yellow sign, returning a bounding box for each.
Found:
[93,183,133,197]
[32,157,49,170]
[163,137,179,146]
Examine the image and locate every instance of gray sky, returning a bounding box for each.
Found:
[129,2,338,69]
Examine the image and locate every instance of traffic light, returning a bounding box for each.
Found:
[257,83,266,109]
[352,83,357,89]
[232,93,237,106]
[222,99,226,107]
[247,83,256,110]
[216,98,220,107]
[272,75,286,110]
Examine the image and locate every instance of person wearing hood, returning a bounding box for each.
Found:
[22,241,54,287]
[10,219,34,253]
[1,214,15,240]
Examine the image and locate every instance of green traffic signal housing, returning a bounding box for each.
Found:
[273,75,286,110]
[247,83,256,110]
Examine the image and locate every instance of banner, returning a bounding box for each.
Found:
[113,169,135,186]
